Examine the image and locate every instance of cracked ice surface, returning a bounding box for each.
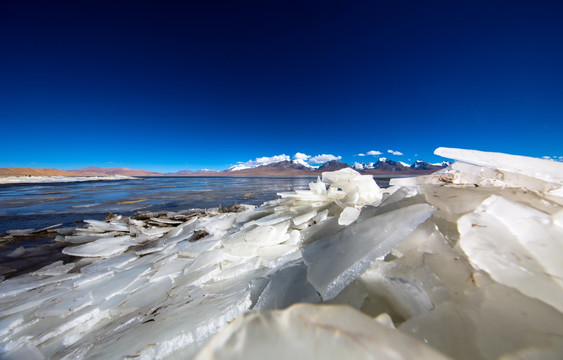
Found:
[1,148,563,359]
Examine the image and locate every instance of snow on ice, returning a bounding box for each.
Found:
[1,147,563,359]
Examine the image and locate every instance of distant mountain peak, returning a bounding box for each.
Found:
[317,160,351,172]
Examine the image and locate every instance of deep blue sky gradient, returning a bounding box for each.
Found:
[1,0,562,171]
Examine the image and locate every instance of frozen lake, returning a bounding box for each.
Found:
[0,176,329,234]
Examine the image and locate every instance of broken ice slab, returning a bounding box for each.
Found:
[254,262,320,311]
[359,261,449,324]
[149,257,193,283]
[195,303,451,360]
[0,273,80,299]
[82,219,130,232]
[323,279,368,310]
[79,253,137,275]
[291,209,317,226]
[200,213,237,234]
[6,246,26,258]
[88,264,153,303]
[224,221,290,247]
[6,229,35,236]
[338,206,360,225]
[84,289,252,360]
[56,231,123,244]
[256,244,300,268]
[62,235,134,258]
[308,176,327,194]
[211,257,261,282]
[435,147,563,185]
[31,261,75,277]
[36,290,93,318]
[303,203,434,300]
[322,168,383,206]
[0,314,23,338]
[399,281,563,360]
[458,195,563,312]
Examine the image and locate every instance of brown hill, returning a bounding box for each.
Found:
[0,168,81,177]
[72,167,162,176]
[222,161,315,176]
[317,160,351,172]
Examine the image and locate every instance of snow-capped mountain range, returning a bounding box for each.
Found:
[227,159,318,172]
[0,158,451,177]
[222,157,452,175]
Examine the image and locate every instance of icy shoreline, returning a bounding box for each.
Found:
[0,175,136,185]
[0,147,562,359]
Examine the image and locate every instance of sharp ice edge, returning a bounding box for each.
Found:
[303,203,435,300]
[1,150,563,360]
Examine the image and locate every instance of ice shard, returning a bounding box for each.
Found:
[303,203,434,300]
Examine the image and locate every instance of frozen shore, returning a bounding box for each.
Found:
[0,175,136,185]
[0,147,562,359]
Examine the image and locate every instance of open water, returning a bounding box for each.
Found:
[0,176,327,234]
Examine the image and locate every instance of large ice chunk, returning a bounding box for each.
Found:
[322,168,383,206]
[458,195,563,312]
[435,147,563,184]
[194,303,451,360]
[303,203,434,300]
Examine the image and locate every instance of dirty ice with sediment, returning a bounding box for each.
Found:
[1,147,563,360]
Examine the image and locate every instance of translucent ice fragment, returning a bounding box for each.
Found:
[322,168,382,205]
[254,262,320,311]
[87,290,251,360]
[31,261,74,277]
[458,195,563,312]
[59,231,122,244]
[435,147,563,184]
[0,273,80,299]
[303,203,435,300]
[309,177,327,194]
[195,304,451,360]
[338,206,360,226]
[63,235,134,258]
[79,253,137,275]
[83,219,129,232]
[292,210,318,226]
[36,291,92,318]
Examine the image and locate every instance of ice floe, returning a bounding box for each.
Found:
[1,147,562,359]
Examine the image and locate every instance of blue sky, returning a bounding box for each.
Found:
[1,1,562,172]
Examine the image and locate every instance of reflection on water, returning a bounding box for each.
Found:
[0,177,318,233]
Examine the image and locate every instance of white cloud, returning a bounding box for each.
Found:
[309,154,342,164]
[357,153,365,157]
[542,155,563,162]
[387,149,403,156]
[366,150,382,156]
[293,152,311,161]
[239,154,290,167]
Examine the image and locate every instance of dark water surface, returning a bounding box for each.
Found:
[0,176,322,234]
[0,176,392,278]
